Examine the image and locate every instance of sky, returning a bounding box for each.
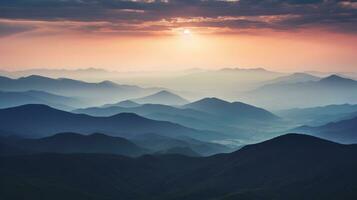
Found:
[0,0,357,72]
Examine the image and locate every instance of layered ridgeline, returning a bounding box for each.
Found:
[0,75,160,106]
[1,134,357,200]
[0,132,232,157]
[0,104,225,142]
[0,90,83,110]
[263,72,320,85]
[243,75,357,109]
[276,104,357,126]
[294,116,357,144]
[130,90,189,105]
[74,97,280,141]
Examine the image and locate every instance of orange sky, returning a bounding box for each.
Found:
[1,29,356,73]
[1,0,357,73]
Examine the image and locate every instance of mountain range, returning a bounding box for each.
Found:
[0,75,159,106]
[0,90,83,110]
[0,104,224,141]
[1,134,357,200]
[265,72,320,85]
[276,104,357,126]
[294,116,357,144]
[243,75,357,109]
[75,97,280,142]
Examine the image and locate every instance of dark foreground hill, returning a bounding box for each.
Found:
[1,134,357,200]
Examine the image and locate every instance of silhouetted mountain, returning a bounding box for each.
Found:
[0,90,82,110]
[131,90,189,105]
[2,133,147,157]
[294,116,357,144]
[102,100,141,108]
[276,104,357,126]
[244,74,357,109]
[0,75,159,106]
[1,134,357,200]
[0,104,223,141]
[266,72,320,84]
[131,133,232,156]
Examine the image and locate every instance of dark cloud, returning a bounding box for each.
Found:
[0,21,36,37]
[0,0,356,35]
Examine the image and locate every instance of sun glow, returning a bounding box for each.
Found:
[183,29,192,35]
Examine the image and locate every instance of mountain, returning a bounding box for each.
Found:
[276,104,357,126]
[102,100,140,108]
[2,132,147,157]
[1,134,357,200]
[131,90,189,105]
[74,103,221,131]
[319,74,357,86]
[75,98,280,142]
[0,75,159,106]
[183,97,279,122]
[294,116,357,144]
[0,68,120,82]
[265,72,320,85]
[0,90,82,110]
[131,133,233,156]
[243,74,357,109]
[114,67,284,100]
[0,104,223,141]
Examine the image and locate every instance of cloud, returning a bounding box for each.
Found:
[0,21,36,37]
[0,0,356,36]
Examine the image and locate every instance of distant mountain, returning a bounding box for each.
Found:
[102,100,140,108]
[131,133,232,156]
[0,104,223,141]
[1,134,357,200]
[2,132,147,157]
[75,98,279,141]
[0,68,120,82]
[265,72,320,85]
[131,90,189,105]
[74,103,219,130]
[294,116,357,144]
[319,74,357,86]
[184,97,279,122]
[276,104,357,126]
[0,75,159,106]
[0,90,82,110]
[243,75,357,109]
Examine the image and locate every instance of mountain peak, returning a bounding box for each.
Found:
[98,80,118,87]
[191,97,230,105]
[320,74,354,83]
[155,90,174,96]
[132,90,189,105]
[21,75,53,81]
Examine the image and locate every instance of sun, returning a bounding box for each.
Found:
[183,29,191,35]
